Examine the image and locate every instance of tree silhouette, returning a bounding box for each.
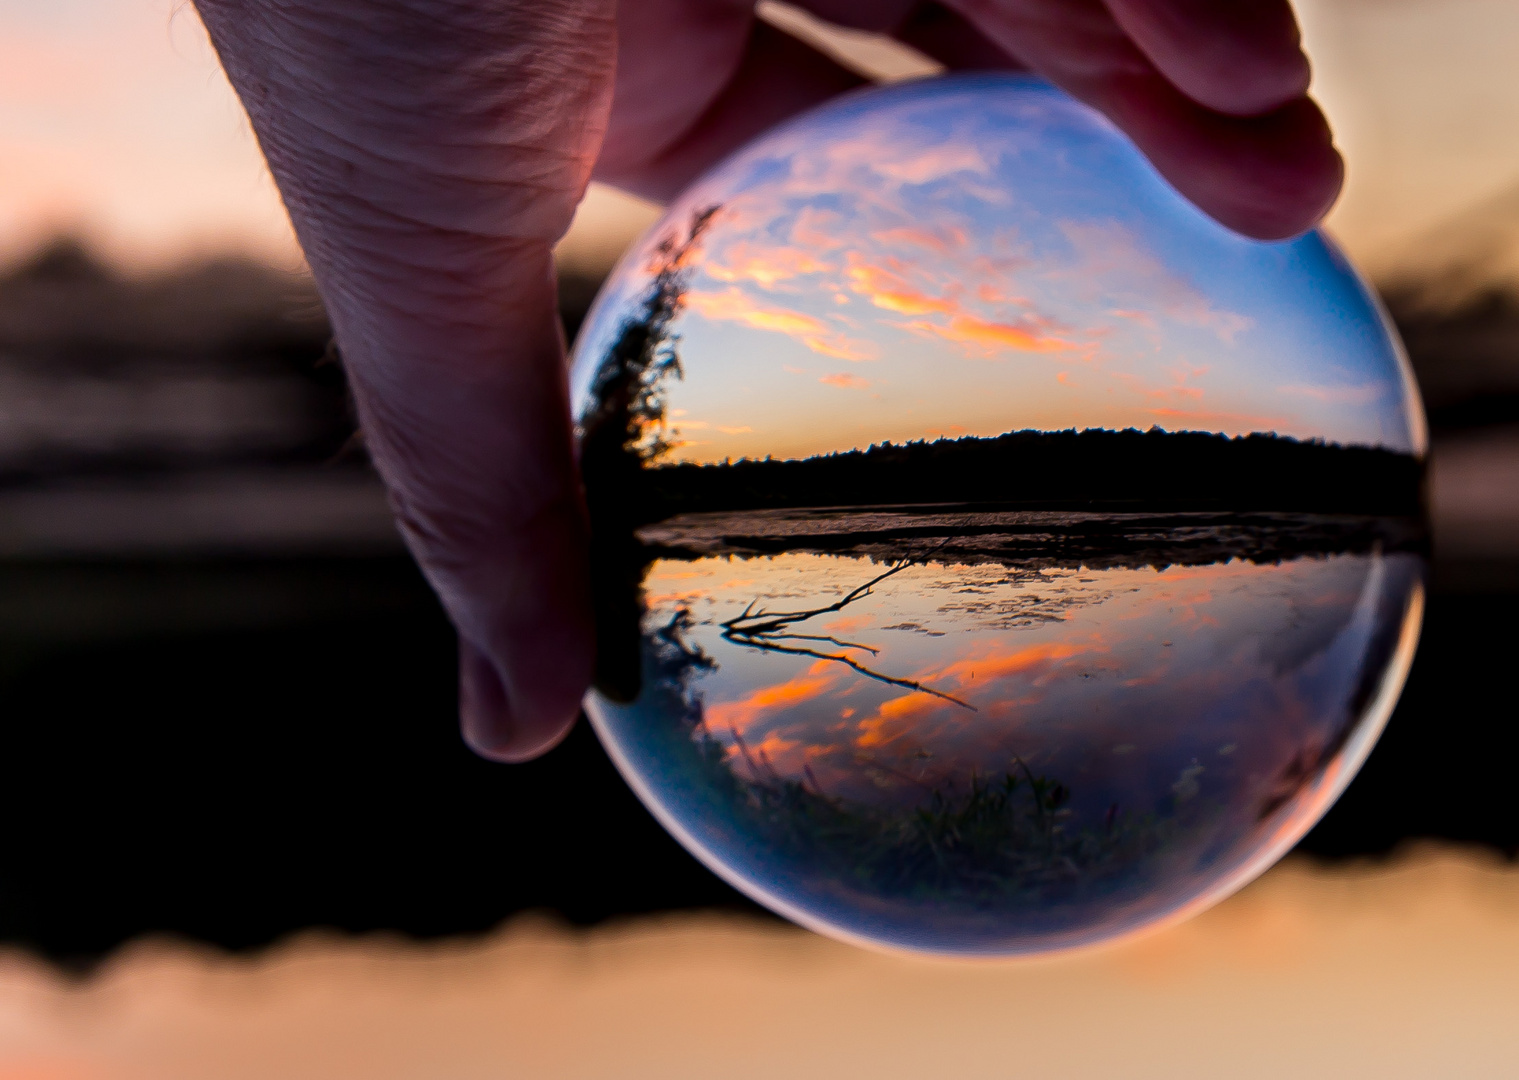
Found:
[579,205,719,497]
[581,207,719,701]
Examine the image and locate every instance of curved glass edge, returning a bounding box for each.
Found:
[1101,576,1427,952]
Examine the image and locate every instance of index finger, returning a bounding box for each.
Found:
[940,0,1342,237]
[1103,0,1310,117]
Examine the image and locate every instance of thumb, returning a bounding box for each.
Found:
[195,0,614,759]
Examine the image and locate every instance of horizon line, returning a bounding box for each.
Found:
[661,424,1417,467]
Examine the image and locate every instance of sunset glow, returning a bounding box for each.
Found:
[574,76,1424,465]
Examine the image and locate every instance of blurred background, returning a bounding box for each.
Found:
[0,0,1517,1075]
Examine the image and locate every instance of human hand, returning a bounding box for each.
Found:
[194,0,1340,761]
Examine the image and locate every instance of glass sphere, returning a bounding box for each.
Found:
[570,74,1426,956]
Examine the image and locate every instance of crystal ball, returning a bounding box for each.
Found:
[570,74,1426,956]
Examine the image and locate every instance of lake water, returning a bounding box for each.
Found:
[587,510,1426,954]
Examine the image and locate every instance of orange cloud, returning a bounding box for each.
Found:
[852,641,1092,749]
[934,641,1088,687]
[792,244,1081,357]
[742,731,805,774]
[704,660,843,737]
[844,257,958,316]
[909,313,1080,355]
[684,287,879,361]
[685,288,823,336]
[854,690,957,747]
[675,419,755,435]
[820,373,870,389]
[1149,407,1288,430]
[822,615,874,633]
[705,242,833,288]
[841,253,1083,357]
[807,336,879,361]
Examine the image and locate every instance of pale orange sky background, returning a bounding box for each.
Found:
[0,0,1517,282]
[2,849,1519,1078]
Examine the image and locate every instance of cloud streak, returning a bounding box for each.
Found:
[907,313,1082,355]
[704,659,845,739]
[685,287,879,361]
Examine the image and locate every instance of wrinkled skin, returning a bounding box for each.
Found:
[193,0,1341,761]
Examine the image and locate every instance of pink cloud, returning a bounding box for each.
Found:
[1116,365,1211,403]
[1109,308,1158,330]
[872,141,990,185]
[1060,221,1254,343]
[820,373,870,389]
[788,206,846,251]
[870,225,967,254]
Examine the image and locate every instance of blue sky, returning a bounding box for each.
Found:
[573,74,1425,463]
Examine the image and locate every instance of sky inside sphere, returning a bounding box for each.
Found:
[572,75,1424,465]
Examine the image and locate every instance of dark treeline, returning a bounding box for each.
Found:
[631,427,1423,520]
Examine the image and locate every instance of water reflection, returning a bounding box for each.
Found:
[590,514,1422,954]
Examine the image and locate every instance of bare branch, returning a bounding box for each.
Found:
[721,637,976,710]
[716,542,969,709]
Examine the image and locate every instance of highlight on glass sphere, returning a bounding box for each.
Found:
[569,74,1427,957]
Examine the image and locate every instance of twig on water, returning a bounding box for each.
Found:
[720,543,974,711]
